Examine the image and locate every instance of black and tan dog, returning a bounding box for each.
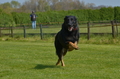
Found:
[54,16,80,66]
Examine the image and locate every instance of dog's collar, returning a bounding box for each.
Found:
[73,27,78,31]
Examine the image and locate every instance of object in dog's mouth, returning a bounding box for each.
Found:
[68,27,73,31]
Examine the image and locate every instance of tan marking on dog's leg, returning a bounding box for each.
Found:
[75,41,77,45]
[69,42,78,49]
[56,59,60,66]
[61,60,65,66]
[74,41,79,50]
[68,45,74,51]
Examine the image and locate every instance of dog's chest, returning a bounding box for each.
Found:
[67,31,76,36]
[65,32,76,40]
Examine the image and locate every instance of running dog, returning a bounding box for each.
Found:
[54,16,80,66]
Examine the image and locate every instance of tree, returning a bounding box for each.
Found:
[0,2,13,13]
[37,0,50,11]
[20,0,50,12]
[86,3,96,9]
[11,1,21,8]
[0,2,12,9]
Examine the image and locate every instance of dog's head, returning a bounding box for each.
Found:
[63,16,78,32]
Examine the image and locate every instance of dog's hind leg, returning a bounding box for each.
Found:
[63,48,67,56]
[56,59,60,66]
[56,57,65,66]
[61,59,65,66]
[61,48,67,66]
[56,49,66,66]
[56,52,64,66]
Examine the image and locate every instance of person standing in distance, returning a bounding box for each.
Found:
[30,11,37,29]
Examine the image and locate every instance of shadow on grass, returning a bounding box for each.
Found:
[34,64,60,69]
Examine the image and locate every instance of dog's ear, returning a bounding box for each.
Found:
[64,16,68,20]
[74,16,77,21]
[73,16,78,26]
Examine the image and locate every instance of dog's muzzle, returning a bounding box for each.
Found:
[68,26,73,31]
[67,23,74,31]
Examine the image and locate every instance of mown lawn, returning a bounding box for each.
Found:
[0,41,120,79]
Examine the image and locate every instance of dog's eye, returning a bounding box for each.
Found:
[66,19,69,22]
[71,19,75,22]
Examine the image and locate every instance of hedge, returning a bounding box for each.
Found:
[0,7,120,27]
[114,7,120,20]
[0,9,15,27]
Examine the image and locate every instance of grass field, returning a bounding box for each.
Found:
[0,24,120,79]
[0,40,120,79]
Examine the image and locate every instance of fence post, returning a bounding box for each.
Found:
[87,22,90,40]
[0,27,1,37]
[39,24,43,40]
[10,26,13,37]
[111,21,115,38]
[23,25,26,38]
[115,20,118,36]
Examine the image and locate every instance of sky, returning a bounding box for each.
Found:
[0,0,120,7]
[82,0,120,7]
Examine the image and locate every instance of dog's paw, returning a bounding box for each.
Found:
[75,47,79,50]
[68,42,79,50]
[74,45,79,50]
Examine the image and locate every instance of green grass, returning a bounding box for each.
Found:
[0,24,120,79]
[0,41,120,79]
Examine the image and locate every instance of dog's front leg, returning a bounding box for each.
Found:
[74,41,79,50]
[69,41,78,50]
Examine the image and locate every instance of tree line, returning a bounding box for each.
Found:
[0,0,112,13]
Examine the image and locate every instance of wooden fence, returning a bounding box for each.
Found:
[86,20,120,40]
[0,20,120,40]
[0,27,13,37]
[0,24,43,39]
